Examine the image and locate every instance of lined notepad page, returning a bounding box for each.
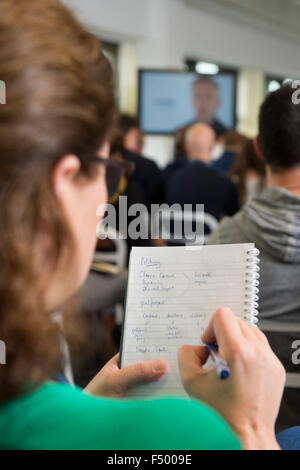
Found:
[121,243,256,397]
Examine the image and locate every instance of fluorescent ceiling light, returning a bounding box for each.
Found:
[195,62,219,75]
[268,80,281,93]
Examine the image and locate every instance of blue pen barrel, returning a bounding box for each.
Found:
[206,345,231,381]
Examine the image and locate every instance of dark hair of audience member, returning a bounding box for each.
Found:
[231,139,266,204]
[118,114,140,136]
[259,84,300,171]
[174,126,189,159]
[110,129,126,156]
[223,130,249,155]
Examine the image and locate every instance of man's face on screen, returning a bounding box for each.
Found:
[193,82,220,124]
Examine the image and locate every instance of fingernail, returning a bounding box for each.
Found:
[153,360,167,373]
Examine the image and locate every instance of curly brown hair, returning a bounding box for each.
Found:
[0,0,115,400]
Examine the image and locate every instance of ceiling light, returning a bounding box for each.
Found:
[195,62,219,75]
[268,80,281,93]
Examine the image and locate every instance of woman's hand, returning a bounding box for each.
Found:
[178,307,286,450]
[84,354,168,398]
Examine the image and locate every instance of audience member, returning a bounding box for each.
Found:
[164,156,188,182]
[167,126,238,182]
[211,137,237,173]
[224,130,249,155]
[231,138,266,205]
[211,131,249,174]
[163,128,190,183]
[166,123,239,221]
[109,130,153,258]
[118,114,145,155]
[208,85,300,430]
[174,126,188,160]
[117,114,165,208]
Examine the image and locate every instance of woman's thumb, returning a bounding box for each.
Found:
[115,359,168,393]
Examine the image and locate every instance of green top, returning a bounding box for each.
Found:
[0,382,241,450]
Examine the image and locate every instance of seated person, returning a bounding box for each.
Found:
[166,123,240,221]
[0,0,292,451]
[224,130,249,156]
[164,127,190,182]
[208,85,300,430]
[174,125,189,160]
[211,140,236,173]
[212,130,248,174]
[117,114,165,208]
[108,130,159,257]
[230,138,266,205]
[165,127,235,183]
[164,156,188,183]
[118,114,145,156]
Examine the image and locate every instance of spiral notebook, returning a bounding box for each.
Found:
[120,244,260,397]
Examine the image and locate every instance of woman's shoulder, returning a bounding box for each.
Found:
[0,382,241,450]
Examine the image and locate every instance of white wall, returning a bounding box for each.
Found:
[63,0,300,75]
[62,0,149,40]
[169,0,300,77]
[63,0,300,166]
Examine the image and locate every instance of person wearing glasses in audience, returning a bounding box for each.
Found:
[1,0,299,451]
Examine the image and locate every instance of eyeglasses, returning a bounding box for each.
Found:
[85,156,135,204]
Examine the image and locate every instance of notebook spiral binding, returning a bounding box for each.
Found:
[244,248,260,325]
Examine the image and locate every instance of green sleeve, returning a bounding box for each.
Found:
[0,383,241,450]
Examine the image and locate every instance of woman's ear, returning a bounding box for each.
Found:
[52,154,81,201]
[254,136,265,161]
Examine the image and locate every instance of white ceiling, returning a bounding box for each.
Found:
[184,0,300,42]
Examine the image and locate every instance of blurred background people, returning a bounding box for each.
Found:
[231,138,266,205]
[166,123,239,223]
[117,114,165,208]
[118,114,145,155]
[224,130,250,156]
[208,85,300,431]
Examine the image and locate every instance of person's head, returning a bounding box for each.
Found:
[223,130,249,155]
[193,78,220,124]
[109,129,126,157]
[118,114,144,155]
[258,85,300,172]
[174,126,189,160]
[231,139,266,203]
[184,123,216,163]
[0,0,116,399]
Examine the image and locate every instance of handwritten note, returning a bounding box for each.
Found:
[121,244,255,397]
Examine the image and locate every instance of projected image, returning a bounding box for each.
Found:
[139,70,236,135]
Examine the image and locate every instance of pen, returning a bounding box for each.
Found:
[206,345,231,381]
